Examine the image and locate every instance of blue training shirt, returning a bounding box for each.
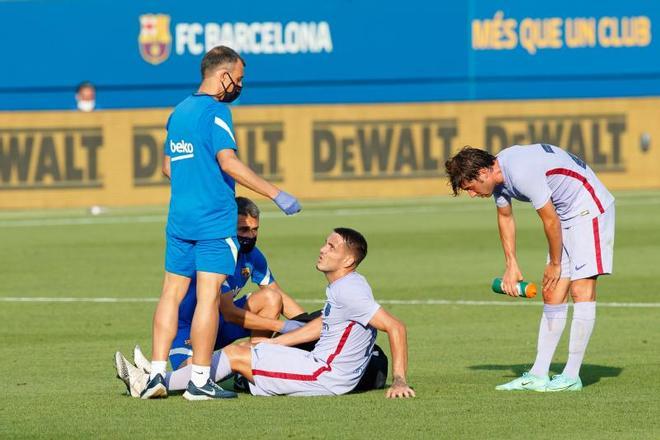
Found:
[178,246,276,325]
[164,94,238,240]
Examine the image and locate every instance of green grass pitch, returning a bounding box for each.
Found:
[1,191,659,438]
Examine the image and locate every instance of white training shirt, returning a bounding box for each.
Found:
[312,271,381,394]
[493,144,615,226]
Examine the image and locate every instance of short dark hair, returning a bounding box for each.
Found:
[201,46,245,79]
[334,227,368,268]
[76,81,95,93]
[236,196,259,218]
[445,147,496,196]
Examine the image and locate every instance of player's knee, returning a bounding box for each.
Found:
[570,278,597,301]
[542,283,570,304]
[160,285,185,302]
[223,344,250,365]
[267,288,283,308]
[259,288,283,313]
[570,289,596,302]
[162,274,190,297]
[542,292,564,304]
[222,344,238,358]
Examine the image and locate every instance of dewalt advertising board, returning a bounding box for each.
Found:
[0,97,657,208]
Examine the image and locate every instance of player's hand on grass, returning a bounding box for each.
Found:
[273,191,301,215]
[501,266,523,297]
[542,262,562,295]
[386,376,415,399]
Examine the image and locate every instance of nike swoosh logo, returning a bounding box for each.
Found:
[575,264,587,271]
[198,387,218,396]
[521,381,532,386]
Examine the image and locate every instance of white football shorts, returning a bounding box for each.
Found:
[248,343,334,397]
[550,204,615,280]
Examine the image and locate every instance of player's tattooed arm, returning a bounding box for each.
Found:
[387,375,415,399]
[369,308,416,399]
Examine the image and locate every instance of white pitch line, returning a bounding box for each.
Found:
[0,196,658,228]
[0,297,159,303]
[1,296,659,308]
[0,205,465,228]
[0,215,166,228]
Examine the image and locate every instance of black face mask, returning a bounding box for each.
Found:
[217,73,242,103]
[238,235,257,254]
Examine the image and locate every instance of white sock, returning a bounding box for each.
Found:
[529,304,568,377]
[562,301,596,378]
[212,351,232,383]
[165,352,232,391]
[150,361,167,380]
[191,364,210,387]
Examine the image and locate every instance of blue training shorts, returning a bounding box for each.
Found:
[169,296,251,370]
[165,234,238,277]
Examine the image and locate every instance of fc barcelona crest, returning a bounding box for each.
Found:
[138,14,172,65]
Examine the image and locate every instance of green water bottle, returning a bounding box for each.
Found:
[491,278,537,298]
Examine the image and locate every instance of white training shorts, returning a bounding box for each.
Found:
[248,343,334,397]
[551,204,615,280]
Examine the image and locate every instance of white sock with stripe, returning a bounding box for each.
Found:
[562,301,596,378]
[529,303,568,377]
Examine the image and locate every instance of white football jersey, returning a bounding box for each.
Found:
[493,144,614,226]
[312,271,380,394]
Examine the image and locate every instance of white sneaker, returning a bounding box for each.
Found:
[133,345,152,374]
[114,351,148,398]
[495,372,549,391]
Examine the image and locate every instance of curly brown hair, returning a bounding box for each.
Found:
[444,147,496,196]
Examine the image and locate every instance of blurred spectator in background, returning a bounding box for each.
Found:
[75,81,96,112]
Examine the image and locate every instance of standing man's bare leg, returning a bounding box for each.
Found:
[146,273,191,397]
[188,271,226,388]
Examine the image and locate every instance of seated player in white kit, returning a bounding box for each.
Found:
[445,144,615,392]
[122,227,415,399]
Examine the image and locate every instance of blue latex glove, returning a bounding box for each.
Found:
[280,320,306,334]
[274,191,301,215]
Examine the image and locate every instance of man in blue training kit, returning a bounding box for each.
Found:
[164,197,307,372]
[145,46,301,401]
[116,197,308,397]
[158,197,306,368]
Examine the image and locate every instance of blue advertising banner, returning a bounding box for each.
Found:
[0,0,658,110]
